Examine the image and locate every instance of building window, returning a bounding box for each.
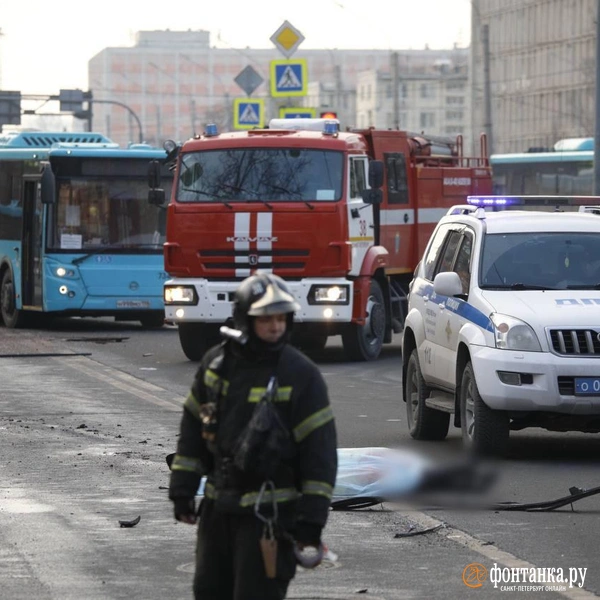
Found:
[420,83,433,98]
[420,112,435,128]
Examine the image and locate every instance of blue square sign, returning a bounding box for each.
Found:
[233,98,265,130]
[270,59,308,97]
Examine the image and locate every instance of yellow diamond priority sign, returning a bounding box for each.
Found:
[270,20,305,58]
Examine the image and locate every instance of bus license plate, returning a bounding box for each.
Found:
[117,300,150,308]
[574,377,600,396]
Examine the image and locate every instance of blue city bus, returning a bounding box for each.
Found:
[0,130,172,328]
[490,137,593,196]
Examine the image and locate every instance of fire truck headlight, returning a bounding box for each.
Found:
[323,308,334,319]
[309,285,349,305]
[164,285,198,305]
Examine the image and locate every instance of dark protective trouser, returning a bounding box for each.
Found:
[193,499,297,600]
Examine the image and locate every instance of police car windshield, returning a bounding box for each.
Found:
[480,232,600,290]
[176,148,343,203]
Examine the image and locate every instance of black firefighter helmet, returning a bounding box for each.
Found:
[232,272,300,336]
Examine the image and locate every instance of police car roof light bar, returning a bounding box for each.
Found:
[468,195,600,208]
[467,196,511,206]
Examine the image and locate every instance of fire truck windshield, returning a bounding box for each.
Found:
[176,148,343,203]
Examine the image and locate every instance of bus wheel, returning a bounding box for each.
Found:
[178,323,222,361]
[139,312,165,329]
[1,270,27,328]
[342,279,385,361]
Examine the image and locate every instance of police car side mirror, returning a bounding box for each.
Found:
[433,271,463,297]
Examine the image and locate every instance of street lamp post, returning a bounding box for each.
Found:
[89,99,144,143]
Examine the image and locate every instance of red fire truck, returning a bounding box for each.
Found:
[149,119,492,361]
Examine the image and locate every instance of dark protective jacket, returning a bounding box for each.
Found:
[169,340,338,538]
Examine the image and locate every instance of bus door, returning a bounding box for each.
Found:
[21,177,43,308]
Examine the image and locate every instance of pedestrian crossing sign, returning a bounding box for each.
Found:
[270,59,308,97]
[279,107,316,119]
[233,98,265,130]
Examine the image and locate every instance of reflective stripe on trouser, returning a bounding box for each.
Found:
[171,454,203,474]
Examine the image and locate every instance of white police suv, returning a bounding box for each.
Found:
[401,196,600,456]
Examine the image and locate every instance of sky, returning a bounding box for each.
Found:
[1,0,471,95]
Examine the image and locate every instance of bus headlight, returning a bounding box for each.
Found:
[164,285,198,305]
[56,267,75,277]
[309,285,349,305]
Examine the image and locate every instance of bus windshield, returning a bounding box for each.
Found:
[491,152,593,195]
[176,148,344,203]
[48,176,170,252]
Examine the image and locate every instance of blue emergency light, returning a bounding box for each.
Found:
[323,120,339,135]
[467,196,511,206]
[468,195,600,208]
[204,123,218,137]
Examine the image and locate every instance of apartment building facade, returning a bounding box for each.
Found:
[88,30,470,147]
[354,49,469,145]
[470,0,596,153]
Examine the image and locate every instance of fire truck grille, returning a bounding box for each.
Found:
[199,249,309,270]
[549,329,600,355]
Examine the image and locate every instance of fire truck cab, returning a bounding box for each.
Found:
[150,119,492,361]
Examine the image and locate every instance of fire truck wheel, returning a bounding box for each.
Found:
[405,349,450,440]
[139,312,165,329]
[178,323,222,361]
[0,269,27,329]
[341,279,386,361]
[291,333,328,353]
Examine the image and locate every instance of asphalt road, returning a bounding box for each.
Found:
[1,318,599,599]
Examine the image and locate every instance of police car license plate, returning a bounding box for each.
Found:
[574,377,600,396]
[117,300,150,308]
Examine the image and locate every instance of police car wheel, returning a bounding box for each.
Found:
[405,349,450,441]
[0,269,27,329]
[178,323,222,361]
[342,279,385,361]
[460,362,510,457]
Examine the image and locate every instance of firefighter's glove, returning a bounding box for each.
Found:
[294,522,322,547]
[173,498,197,524]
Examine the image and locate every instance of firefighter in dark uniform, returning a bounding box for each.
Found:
[169,272,338,600]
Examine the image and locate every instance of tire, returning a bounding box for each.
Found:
[460,362,510,457]
[342,279,386,361]
[178,323,222,361]
[291,333,328,353]
[0,270,27,328]
[139,312,165,329]
[405,349,450,440]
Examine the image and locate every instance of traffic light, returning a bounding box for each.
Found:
[0,91,22,125]
[320,111,337,119]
